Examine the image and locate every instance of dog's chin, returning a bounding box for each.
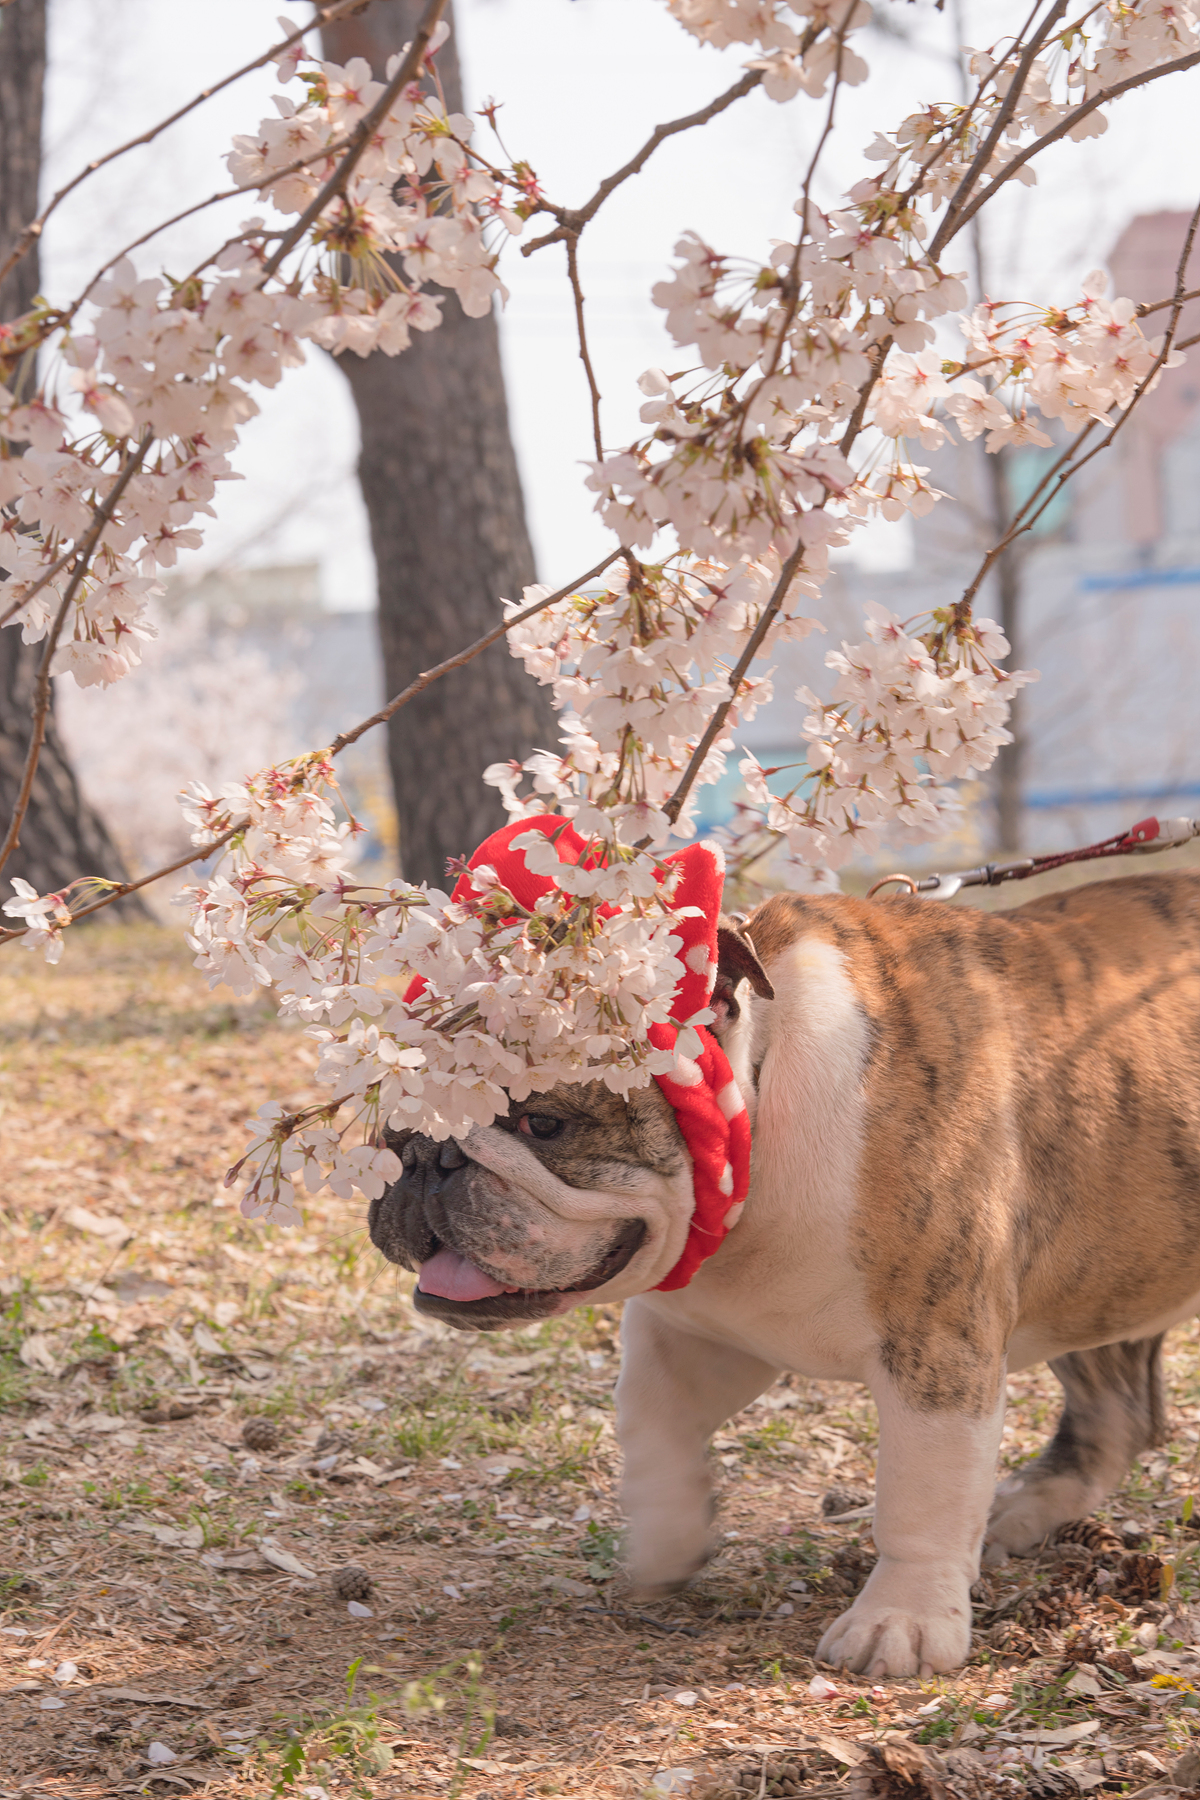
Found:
[411,1219,648,1334]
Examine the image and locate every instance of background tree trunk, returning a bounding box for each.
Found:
[0,0,140,906]
[322,1,557,887]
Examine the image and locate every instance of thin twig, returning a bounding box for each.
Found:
[1138,284,1200,319]
[0,1,367,297]
[953,195,1200,611]
[941,48,1200,252]
[0,543,77,631]
[259,0,449,286]
[520,70,765,257]
[566,237,604,460]
[0,432,152,879]
[928,0,1070,260]
[329,551,620,754]
[8,551,626,940]
[62,819,251,925]
[663,537,809,827]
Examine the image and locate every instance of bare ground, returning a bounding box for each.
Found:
[3,922,1200,1800]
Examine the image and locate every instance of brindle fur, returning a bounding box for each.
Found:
[1012,1334,1166,1512]
[745,872,1200,1427]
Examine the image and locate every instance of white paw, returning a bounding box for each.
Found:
[986,1471,1101,1560]
[624,1503,712,1596]
[816,1559,972,1677]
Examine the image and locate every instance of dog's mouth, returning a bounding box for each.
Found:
[412,1219,647,1332]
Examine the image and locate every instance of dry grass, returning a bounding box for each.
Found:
[3,915,1200,1799]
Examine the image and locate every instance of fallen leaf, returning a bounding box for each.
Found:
[64,1205,132,1245]
[147,1740,177,1765]
[544,1575,591,1598]
[18,1333,59,1374]
[1002,1719,1099,1745]
[812,1731,869,1766]
[259,1541,317,1579]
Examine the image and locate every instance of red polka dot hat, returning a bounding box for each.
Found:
[410,814,752,1293]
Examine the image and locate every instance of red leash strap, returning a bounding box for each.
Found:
[869,815,1199,902]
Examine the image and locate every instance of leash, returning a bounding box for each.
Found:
[866,814,1200,902]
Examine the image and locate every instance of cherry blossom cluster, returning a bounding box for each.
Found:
[860,0,1200,210]
[735,603,1035,869]
[0,24,532,690]
[485,555,817,846]
[178,759,707,1223]
[227,25,532,346]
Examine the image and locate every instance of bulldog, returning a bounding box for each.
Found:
[368,868,1200,1678]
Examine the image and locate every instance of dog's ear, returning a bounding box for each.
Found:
[712,915,775,1032]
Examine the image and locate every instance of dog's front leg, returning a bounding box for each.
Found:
[616,1297,779,1595]
[817,1368,1005,1677]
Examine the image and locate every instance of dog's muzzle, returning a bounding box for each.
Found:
[368,1133,646,1332]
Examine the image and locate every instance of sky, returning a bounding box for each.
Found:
[37,0,1200,609]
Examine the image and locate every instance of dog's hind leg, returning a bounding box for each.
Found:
[616,1296,779,1596]
[986,1335,1166,1559]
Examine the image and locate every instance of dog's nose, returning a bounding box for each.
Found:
[437,1139,468,1173]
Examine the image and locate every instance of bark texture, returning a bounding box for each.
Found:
[322,2,557,887]
[0,0,138,905]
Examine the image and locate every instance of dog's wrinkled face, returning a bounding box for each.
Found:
[368,1080,694,1331]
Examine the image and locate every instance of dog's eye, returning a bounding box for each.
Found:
[518,1113,562,1140]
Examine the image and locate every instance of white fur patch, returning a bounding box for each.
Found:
[724,1200,745,1229]
[716,1080,744,1120]
[718,1160,734,1196]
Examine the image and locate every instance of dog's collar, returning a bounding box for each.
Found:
[440,815,752,1291]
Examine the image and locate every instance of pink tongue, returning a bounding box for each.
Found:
[418,1247,511,1303]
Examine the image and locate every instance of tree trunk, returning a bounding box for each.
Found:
[0,0,140,906]
[322,1,557,887]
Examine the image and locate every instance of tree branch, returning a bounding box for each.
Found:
[2,548,623,941]
[662,537,809,828]
[1137,284,1200,319]
[927,0,1069,261]
[941,49,1200,252]
[521,70,765,258]
[329,551,620,754]
[0,430,152,879]
[0,542,76,631]
[566,236,604,460]
[953,195,1200,612]
[0,1,368,298]
[259,0,449,286]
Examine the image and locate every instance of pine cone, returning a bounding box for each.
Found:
[1060,1627,1103,1665]
[1055,1517,1122,1555]
[330,1563,373,1603]
[1018,1580,1088,1630]
[1101,1648,1137,1679]
[241,1416,280,1453]
[1024,1772,1076,1797]
[719,1763,809,1798]
[1115,1551,1165,1601]
[822,1485,872,1517]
